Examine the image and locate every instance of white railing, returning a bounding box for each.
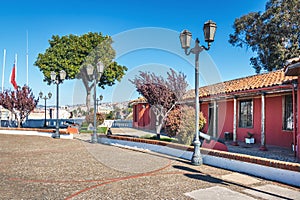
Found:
[111,120,133,128]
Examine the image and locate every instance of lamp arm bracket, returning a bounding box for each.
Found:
[190,45,207,55]
[184,48,192,56]
[201,45,210,51]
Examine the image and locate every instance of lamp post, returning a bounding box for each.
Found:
[179,20,217,165]
[96,94,103,113]
[0,107,2,128]
[39,91,52,127]
[86,62,105,143]
[50,70,67,138]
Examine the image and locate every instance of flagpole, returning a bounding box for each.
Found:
[26,31,28,86]
[15,54,17,82]
[2,49,6,92]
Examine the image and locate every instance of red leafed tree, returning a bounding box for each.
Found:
[0,86,39,128]
[130,68,188,139]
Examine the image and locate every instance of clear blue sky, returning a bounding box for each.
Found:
[0,0,268,106]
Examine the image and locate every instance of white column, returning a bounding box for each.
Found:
[233,97,238,145]
[260,92,267,150]
[213,100,217,138]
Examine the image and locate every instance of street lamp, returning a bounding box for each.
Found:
[86,62,105,143]
[39,91,52,127]
[96,94,103,113]
[179,20,217,165]
[50,70,67,138]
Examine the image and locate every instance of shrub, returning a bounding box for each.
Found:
[164,105,181,137]
[85,112,105,126]
[165,105,206,145]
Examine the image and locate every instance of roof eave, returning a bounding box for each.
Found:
[193,84,294,102]
[285,62,300,76]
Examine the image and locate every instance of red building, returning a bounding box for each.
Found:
[131,57,300,158]
[131,97,155,130]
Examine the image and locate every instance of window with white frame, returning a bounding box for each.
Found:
[239,99,253,128]
[283,94,293,130]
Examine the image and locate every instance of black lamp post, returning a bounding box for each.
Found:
[179,20,217,165]
[39,91,52,127]
[50,70,66,139]
[86,62,105,143]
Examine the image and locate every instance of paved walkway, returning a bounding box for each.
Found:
[226,141,299,163]
[1,133,299,199]
[110,127,157,137]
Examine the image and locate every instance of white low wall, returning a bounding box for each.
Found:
[99,137,300,187]
[0,129,73,139]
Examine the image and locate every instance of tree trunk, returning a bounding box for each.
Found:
[155,111,164,140]
[86,89,91,113]
[81,68,93,114]
[155,123,162,140]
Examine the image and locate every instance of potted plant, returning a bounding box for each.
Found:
[245,132,255,144]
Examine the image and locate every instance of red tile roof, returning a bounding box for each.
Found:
[129,97,147,106]
[185,70,297,99]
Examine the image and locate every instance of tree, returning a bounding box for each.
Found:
[34,32,127,110]
[85,112,105,126]
[229,0,300,73]
[0,86,39,128]
[105,111,115,120]
[165,105,206,145]
[130,68,188,139]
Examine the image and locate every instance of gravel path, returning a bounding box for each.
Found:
[1,134,299,199]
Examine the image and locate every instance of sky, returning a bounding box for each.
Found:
[0,0,268,106]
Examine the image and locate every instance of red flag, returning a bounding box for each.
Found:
[10,64,18,90]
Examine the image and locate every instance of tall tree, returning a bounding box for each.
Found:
[34,32,127,110]
[0,86,39,128]
[130,68,188,139]
[229,0,300,73]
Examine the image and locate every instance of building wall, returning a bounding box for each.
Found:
[265,95,293,147]
[133,92,295,148]
[201,101,234,137]
[132,103,154,130]
[218,100,234,138]
[235,97,262,144]
[201,95,293,148]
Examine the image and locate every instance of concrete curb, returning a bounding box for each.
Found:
[0,129,73,139]
[99,136,300,187]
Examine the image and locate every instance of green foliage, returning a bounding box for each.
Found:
[247,132,254,138]
[80,126,107,134]
[97,61,128,89]
[81,121,89,128]
[35,32,113,83]
[80,119,107,134]
[34,32,127,110]
[165,105,206,145]
[140,134,178,143]
[105,111,115,120]
[229,0,300,73]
